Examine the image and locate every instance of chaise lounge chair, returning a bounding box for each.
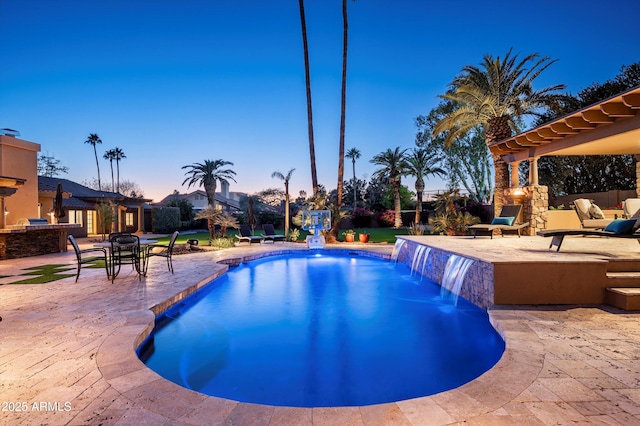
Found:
[572,198,613,229]
[468,204,529,239]
[235,224,263,245]
[538,218,640,251]
[262,224,285,243]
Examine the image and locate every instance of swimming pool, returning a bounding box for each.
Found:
[139,252,504,407]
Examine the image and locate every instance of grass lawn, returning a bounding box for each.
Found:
[152,227,410,245]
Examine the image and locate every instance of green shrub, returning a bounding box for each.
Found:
[152,207,180,234]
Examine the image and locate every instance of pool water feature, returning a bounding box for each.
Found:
[139,252,504,407]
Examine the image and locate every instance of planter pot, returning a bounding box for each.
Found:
[359,234,370,243]
[345,234,355,242]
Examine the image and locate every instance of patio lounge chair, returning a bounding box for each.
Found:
[468,204,529,239]
[573,198,613,229]
[623,198,640,219]
[262,224,285,243]
[538,218,640,251]
[143,231,179,276]
[235,224,263,245]
[68,234,110,282]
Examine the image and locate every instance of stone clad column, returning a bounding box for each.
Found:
[522,185,549,236]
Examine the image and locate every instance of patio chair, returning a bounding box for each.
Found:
[235,224,263,245]
[468,204,529,239]
[68,235,110,282]
[538,218,640,251]
[572,198,613,229]
[108,232,142,281]
[622,198,640,220]
[262,224,285,243]
[143,231,179,276]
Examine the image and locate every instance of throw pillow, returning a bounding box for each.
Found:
[589,203,605,219]
[603,219,637,234]
[491,216,515,226]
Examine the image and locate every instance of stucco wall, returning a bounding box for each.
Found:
[0,135,40,225]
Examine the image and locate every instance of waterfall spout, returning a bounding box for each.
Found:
[390,239,407,263]
[440,255,474,306]
[410,245,431,278]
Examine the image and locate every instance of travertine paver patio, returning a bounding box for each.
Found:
[1,236,639,425]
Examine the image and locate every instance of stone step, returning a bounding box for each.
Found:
[606,272,640,287]
[605,287,640,311]
[606,259,640,273]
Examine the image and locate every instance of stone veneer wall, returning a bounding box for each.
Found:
[521,185,549,236]
[0,229,65,260]
[395,238,495,309]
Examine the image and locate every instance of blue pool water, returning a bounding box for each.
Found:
[139,252,504,407]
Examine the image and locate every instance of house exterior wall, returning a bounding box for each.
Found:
[0,135,40,225]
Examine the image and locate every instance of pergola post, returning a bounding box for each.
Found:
[136,205,145,234]
[510,161,521,188]
[529,157,539,186]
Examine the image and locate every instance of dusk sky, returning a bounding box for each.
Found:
[1,0,639,202]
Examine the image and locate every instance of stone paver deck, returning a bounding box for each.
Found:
[1,237,639,425]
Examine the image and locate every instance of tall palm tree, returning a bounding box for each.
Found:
[345,147,361,207]
[182,159,237,209]
[298,0,318,196]
[103,149,116,192]
[371,147,409,228]
[433,48,565,215]
[112,147,126,193]
[336,0,350,212]
[85,133,103,191]
[406,148,445,225]
[271,168,295,239]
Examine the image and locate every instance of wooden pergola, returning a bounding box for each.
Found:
[487,85,640,234]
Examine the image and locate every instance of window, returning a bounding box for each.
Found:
[125,212,134,226]
[68,210,83,226]
[87,210,96,234]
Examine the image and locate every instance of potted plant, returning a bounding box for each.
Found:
[358,232,370,243]
[342,229,356,242]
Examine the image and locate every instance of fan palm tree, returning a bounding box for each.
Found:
[298,0,318,196]
[371,147,409,228]
[406,148,445,225]
[182,159,237,209]
[271,168,295,239]
[112,147,126,193]
[433,48,565,215]
[103,149,116,192]
[84,133,103,191]
[345,147,361,207]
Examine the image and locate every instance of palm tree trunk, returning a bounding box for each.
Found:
[109,160,114,192]
[284,181,290,239]
[205,182,217,209]
[352,159,357,207]
[336,0,348,212]
[94,147,101,191]
[394,183,402,228]
[116,160,120,194]
[492,153,510,215]
[415,178,424,225]
[298,0,318,196]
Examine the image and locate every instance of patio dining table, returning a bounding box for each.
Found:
[94,239,155,280]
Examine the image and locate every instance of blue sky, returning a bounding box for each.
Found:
[1,0,639,202]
